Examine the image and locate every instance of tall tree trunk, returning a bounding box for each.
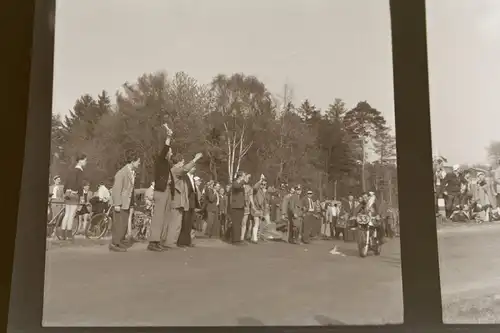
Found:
[361,137,366,192]
[319,172,323,200]
[388,169,393,207]
[140,162,146,188]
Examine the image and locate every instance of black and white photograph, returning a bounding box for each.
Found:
[43,0,403,326]
[427,0,500,324]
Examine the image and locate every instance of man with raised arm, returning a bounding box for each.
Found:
[147,123,174,252]
[160,151,203,249]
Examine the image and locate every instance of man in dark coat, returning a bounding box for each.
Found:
[230,171,246,245]
[442,164,467,218]
[147,124,174,252]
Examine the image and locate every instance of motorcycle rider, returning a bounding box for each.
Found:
[354,192,385,244]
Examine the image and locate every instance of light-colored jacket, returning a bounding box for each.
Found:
[111,164,136,210]
[326,205,339,223]
[473,179,497,209]
[169,160,196,211]
[252,180,266,217]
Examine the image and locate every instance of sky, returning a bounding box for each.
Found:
[426,0,500,165]
[52,0,500,165]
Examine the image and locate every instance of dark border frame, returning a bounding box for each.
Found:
[6,0,500,332]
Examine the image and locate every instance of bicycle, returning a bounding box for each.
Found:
[46,200,83,240]
[130,203,153,241]
[85,204,113,240]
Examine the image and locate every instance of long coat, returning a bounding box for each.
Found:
[111,165,135,210]
[169,160,197,211]
[472,179,497,209]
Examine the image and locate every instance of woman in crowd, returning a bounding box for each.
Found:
[472,171,497,222]
[61,154,87,240]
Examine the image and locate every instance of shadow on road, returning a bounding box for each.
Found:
[314,314,346,325]
[237,317,265,326]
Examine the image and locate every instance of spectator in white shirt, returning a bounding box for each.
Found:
[97,182,111,203]
[325,201,339,238]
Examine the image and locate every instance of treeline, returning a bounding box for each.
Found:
[51,71,398,205]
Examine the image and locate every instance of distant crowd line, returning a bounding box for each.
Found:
[48,123,400,252]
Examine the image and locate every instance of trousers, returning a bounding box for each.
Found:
[112,209,129,245]
[149,190,169,243]
[160,207,183,247]
[61,204,78,230]
[178,208,195,246]
[230,208,244,243]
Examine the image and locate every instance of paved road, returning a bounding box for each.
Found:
[439,223,500,324]
[42,223,500,326]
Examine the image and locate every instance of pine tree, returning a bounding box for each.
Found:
[343,101,388,192]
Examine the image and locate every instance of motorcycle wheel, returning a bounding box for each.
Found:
[357,229,369,258]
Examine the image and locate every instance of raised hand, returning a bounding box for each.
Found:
[195,152,203,160]
[163,123,173,136]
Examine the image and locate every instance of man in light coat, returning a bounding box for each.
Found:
[160,152,203,249]
[110,153,141,252]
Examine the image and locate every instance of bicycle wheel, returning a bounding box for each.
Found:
[72,216,81,237]
[131,211,145,240]
[85,213,110,240]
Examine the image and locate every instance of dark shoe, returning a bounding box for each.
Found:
[119,242,132,249]
[60,229,67,240]
[109,244,127,252]
[250,240,258,244]
[147,243,164,252]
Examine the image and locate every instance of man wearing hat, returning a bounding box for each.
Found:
[287,185,303,244]
[442,164,467,218]
[300,190,317,244]
[177,165,201,247]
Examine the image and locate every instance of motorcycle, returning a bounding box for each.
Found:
[356,214,382,258]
